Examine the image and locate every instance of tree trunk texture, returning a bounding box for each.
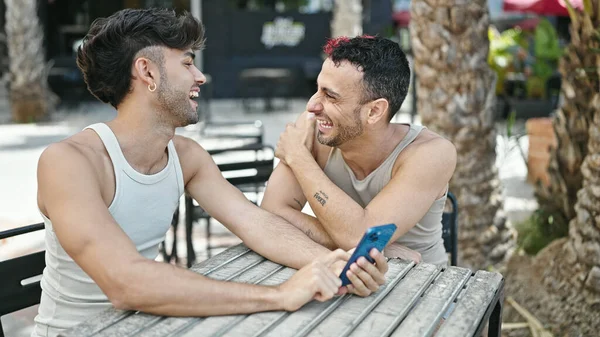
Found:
[5,0,57,123]
[534,0,600,233]
[410,0,516,269]
[504,3,600,334]
[331,0,362,38]
[537,0,600,316]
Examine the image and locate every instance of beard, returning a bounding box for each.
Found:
[156,74,198,127]
[317,105,364,147]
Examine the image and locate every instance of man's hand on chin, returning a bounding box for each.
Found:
[275,112,316,165]
[384,243,422,264]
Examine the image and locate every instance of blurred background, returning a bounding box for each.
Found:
[2,1,598,336]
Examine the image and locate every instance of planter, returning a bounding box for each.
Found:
[526,117,557,186]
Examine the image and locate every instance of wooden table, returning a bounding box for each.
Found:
[61,244,504,337]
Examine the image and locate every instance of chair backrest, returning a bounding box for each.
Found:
[0,223,45,335]
[441,192,458,266]
[213,145,274,190]
[202,120,264,145]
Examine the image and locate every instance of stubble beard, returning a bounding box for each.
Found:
[317,106,363,147]
[156,74,199,128]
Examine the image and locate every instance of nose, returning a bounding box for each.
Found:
[306,94,324,114]
[193,66,207,85]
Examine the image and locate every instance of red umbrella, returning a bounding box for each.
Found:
[503,0,583,17]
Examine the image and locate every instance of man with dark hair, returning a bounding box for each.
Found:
[262,35,456,267]
[33,9,387,337]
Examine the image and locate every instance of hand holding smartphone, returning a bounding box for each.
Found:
[338,223,396,286]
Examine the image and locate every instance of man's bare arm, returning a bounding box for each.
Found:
[277,124,457,250]
[37,142,341,316]
[261,161,336,249]
[177,137,332,269]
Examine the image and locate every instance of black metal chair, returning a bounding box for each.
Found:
[180,145,275,267]
[441,192,458,266]
[201,120,264,145]
[0,223,45,337]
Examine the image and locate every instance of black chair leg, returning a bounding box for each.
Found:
[487,288,504,337]
[185,196,196,268]
[171,207,180,265]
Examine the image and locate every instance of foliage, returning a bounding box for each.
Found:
[516,208,569,255]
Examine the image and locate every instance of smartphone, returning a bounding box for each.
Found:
[339,223,397,286]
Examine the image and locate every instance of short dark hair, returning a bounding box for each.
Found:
[77,8,205,108]
[323,36,410,121]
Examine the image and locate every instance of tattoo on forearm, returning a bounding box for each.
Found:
[313,191,328,206]
[293,198,303,208]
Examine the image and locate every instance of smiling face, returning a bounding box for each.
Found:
[308,58,369,147]
[155,48,205,127]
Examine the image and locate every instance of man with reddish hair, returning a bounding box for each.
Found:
[262,36,457,270]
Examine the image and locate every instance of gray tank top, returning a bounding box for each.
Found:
[323,124,448,266]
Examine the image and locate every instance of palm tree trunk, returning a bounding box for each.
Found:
[5,0,57,123]
[331,0,362,37]
[503,3,600,334]
[534,0,600,236]
[410,0,516,269]
[537,0,600,310]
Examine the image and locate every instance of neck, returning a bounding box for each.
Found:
[338,123,407,180]
[107,99,176,174]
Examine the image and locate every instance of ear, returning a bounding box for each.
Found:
[132,57,159,88]
[366,98,390,124]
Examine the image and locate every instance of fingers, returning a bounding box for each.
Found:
[350,258,380,293]
[345,268,372,297]
[357,256,386,287]
[312,262,342,302]
[344,249,389,297]
[321,248,350,266]
[370,248,389,275]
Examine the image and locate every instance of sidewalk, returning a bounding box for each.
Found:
[0,96,536,336]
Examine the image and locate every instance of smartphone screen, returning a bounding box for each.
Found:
[339,223,397,286]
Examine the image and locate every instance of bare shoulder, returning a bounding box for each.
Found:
[171,135,213,183]
[39,129,108,175]
[395,128,457,172]
[38,130,109,213]
[171,135,210,162]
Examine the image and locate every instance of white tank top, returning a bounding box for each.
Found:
[32,123,185,336]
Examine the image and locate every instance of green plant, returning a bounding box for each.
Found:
[515,208,569,255]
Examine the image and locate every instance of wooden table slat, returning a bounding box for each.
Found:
[435,270,504,337]
[348,263,442,337]
[304,259,415,337]
[190,243,251,275]
[178,267,297,337]
[94,312,163,337]
[202,250,265,281]
[391,267,472,337]
[59,309,131,337]
[258,260,412,337]
[135,317,197,337]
